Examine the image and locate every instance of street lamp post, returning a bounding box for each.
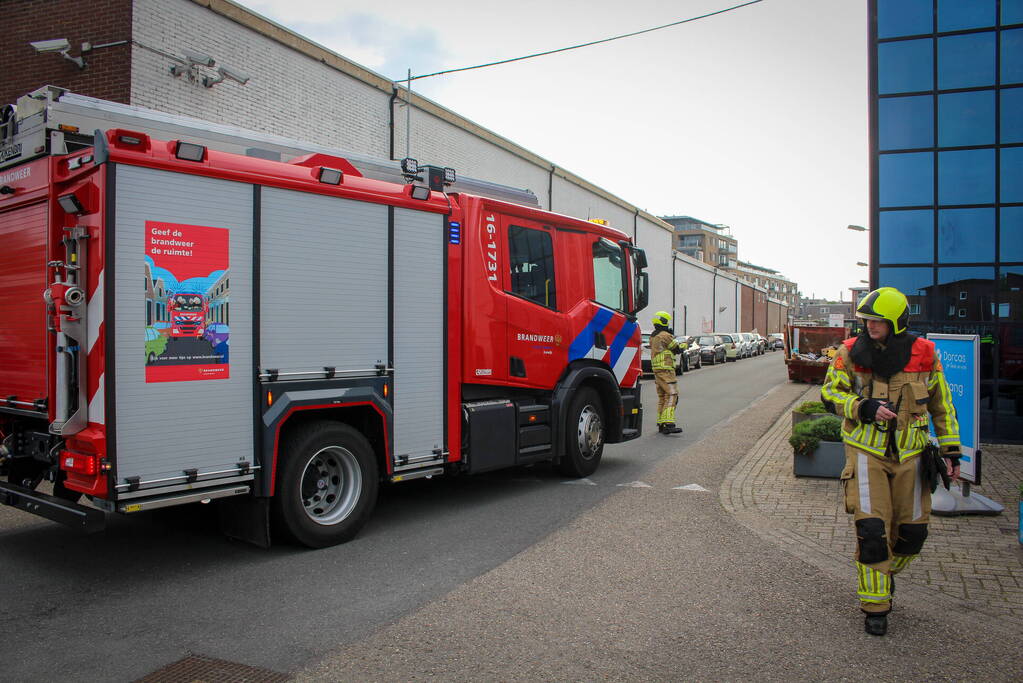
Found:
[848,225,873,289]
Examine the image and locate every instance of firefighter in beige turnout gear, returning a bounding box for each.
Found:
[821,287,961,636]
[649,311,684,435]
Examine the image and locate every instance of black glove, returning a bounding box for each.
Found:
[858,398,888,423]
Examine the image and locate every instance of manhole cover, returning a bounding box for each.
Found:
[135,654,289,682]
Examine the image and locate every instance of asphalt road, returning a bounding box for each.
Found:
[0,351,787,682]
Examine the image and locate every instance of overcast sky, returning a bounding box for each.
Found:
[246,0,870,300]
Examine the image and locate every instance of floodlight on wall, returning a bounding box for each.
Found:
[202,64,251,88]
[30,38,86,69]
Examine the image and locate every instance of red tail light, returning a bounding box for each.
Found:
[61,451,98,476]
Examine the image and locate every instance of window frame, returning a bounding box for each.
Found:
[506,223,558,310]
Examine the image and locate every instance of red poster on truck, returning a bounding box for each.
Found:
[144,221,230,382]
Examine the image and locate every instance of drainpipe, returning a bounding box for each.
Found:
[388,86,399,160]
[712,270,717,332]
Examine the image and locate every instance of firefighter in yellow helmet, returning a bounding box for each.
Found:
[649,311,685,435]
[821,287,961,636]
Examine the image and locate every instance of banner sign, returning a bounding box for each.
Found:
[144,221,230,383]
[926,334,980,484]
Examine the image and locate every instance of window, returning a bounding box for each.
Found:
[879,152,933,206]
[1001,87,1023,144]
[592,238,624,311]
[910,304,921,315]
[937,266,995,321]
[1003,28,1023,85]
[878,0,932,38]
[879,96,933,150]
[879,210,933,264]
[938,33,996,90]
[878,39,933,94]
[938,91,995,147]
[821,307,829,314]
[508,225,556,309]
[938,0,995,32]
[1002,147,1023,202]
[938,149,995,205]
[938,208,995,263]
[1001,207,1023,261]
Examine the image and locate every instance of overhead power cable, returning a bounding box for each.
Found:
[402,0,765,82]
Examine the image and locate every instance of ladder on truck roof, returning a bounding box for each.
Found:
[0,85,540,207]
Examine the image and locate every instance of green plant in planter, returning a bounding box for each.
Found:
[794,400,827,415]
[789,415,843,455]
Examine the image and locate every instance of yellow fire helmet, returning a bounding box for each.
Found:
[651,311,672,327]
[856,287,910,335]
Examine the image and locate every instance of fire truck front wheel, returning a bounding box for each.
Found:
[556,387,604,478]
[274,421,379,548]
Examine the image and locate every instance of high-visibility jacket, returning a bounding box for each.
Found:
[650,330,685,372]
[821,337,960,462]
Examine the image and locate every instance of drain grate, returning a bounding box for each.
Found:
[135,654,289,683]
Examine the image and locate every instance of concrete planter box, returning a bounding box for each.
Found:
[792,411,830,428]
[793,440,845,478]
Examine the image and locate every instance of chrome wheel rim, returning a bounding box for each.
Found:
[576,405,603,460]
[299,446,362,525]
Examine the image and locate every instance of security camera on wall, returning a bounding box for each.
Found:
[202,64,251,88]
[182,49,215,67]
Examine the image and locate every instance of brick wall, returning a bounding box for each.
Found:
[0,0,132,107]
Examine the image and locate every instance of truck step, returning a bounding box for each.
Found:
[0,480,105,533]
[117,484,251,513]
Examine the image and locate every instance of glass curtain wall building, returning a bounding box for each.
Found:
[871,0,1023,441]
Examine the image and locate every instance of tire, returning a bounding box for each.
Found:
[273,421,379,548]
[556,387,604,478]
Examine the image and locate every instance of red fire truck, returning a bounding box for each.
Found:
[167,292,209,339]
[0,89,647,547]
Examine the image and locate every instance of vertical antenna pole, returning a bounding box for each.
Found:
[405,68,412,160]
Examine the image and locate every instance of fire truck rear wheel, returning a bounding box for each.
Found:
[274,421,378,548]
[556,387,604,478]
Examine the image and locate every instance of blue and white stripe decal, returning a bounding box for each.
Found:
[608,321,638,368]
[568,308,614,361]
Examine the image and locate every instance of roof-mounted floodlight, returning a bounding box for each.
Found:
[410,185,431,201]
[174,141,206,162]
[318,167,343,185]
[30,38,86,69]
[400,157,420,182]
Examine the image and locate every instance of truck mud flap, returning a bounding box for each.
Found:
[0,481,105,533]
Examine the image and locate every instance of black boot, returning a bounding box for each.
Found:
[657,423,668,434]
[661,423,683,434]
[864,613,888,636]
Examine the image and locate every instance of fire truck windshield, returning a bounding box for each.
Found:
[172,294,205,311]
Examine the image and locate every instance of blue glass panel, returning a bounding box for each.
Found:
[879,0,933,37]
[878,39,934,94]
[938,0,995,31]
[879,210,933,263]
[938,149,995,205]
[1005,0,1023,24]
[938,208,995,262]
[1002,207,1023,261]
[938,90,994,146]
[878,266,934,318]
[879,96,933,149]
[1002,147,1023,202]
[1002,88,1023,143]
[1003,29,1023,85]
[937,266,995,321]
[938,33,996,89]
[1000,268,1023,321]
[880,152,934,207]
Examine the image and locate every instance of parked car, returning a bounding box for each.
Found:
[754,334,768,354]
[718,333,741,361]
[642,333,700,373]
[738,332,755,358]
[697,335,727,364]
[741,332,762,356]
[768,333,784,351]
[679,336,702,372]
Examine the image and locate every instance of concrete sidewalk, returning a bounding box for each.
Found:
[296,382,1023,682]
